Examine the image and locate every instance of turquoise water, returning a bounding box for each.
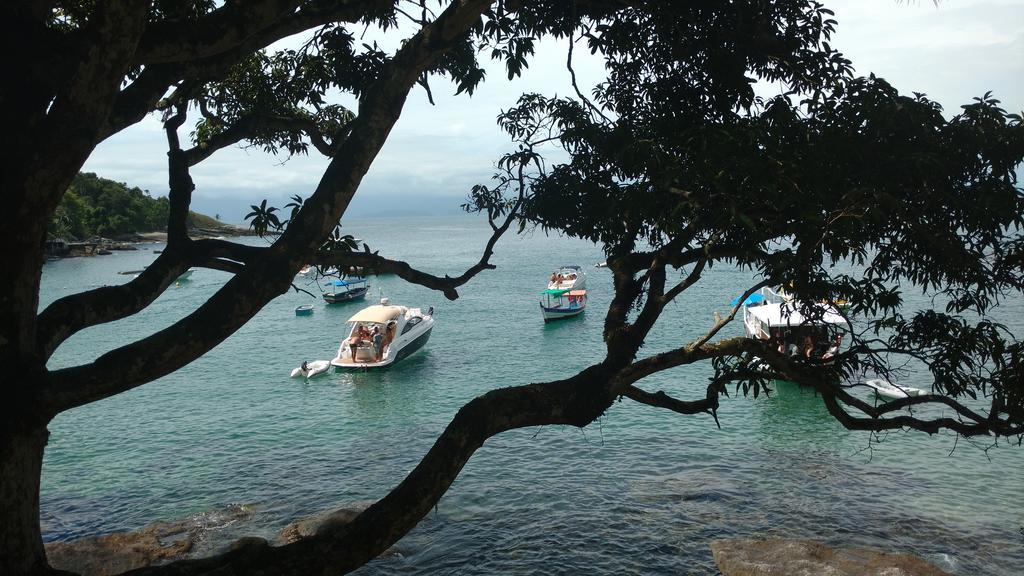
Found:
[40,216,1023,575]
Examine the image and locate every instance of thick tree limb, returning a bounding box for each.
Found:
[134,0,391,65]
[621,384,719,417]
[184,114,340,165]
[130,366,615,576]
[102,2,381,140]
[40,0,499,415]
[35,250,190,360]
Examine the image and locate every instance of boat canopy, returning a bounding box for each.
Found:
[332,277,366,287]
[730,293,765,306]
[745,302,847,327]
[347,305,403,324]
[543,288,569,296]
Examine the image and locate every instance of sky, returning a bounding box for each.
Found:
[82,0,1024,223]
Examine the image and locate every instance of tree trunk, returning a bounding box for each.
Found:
[0,421,50,575]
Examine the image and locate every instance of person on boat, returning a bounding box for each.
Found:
[821,334,842,360]
[802,335,815,359]
[348,325,370,362]
[550,272,559,284]
[372,326,384,362]
[380,321,397,360]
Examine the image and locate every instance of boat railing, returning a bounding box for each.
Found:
[759,286,790,305]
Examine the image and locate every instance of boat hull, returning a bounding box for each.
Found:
[295,305,314,316]
[332,326,433,371]
[323,287,369,304]
[540,303,586,322]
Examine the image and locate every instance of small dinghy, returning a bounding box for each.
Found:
[295,304,314,316]
[290,360,331,379]
[864,378,924,400]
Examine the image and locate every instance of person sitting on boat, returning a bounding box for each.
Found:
[802,335,815,359]
[821,334,842,360]
[550,272,559,284]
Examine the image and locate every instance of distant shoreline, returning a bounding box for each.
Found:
[46,224,250,259]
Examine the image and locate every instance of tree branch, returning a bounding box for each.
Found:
[128,367,616,576]
[40,0,499,415]
[184,114,340,166]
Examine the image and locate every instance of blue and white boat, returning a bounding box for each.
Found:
[540,288,587,322]
[323,277,369,304]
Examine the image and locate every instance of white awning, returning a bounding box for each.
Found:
[746,302,847,328]
[347,305,404,324]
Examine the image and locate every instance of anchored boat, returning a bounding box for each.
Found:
[330,299,434,370]
[548,265,586,291]
[864,378,924,400]
[323,277,369,304]
[540,288,587,322]
[290,360,330,379]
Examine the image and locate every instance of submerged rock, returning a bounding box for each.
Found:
[45,504,255,576]
[46,520,193,576]
[711,538,954,576]
[277,503,372,544]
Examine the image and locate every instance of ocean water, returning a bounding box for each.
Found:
[40,215,1024,575]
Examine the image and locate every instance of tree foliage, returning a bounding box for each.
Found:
[3,1,1023,575]
[48,173,171,239]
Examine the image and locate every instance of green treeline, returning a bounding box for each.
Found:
[49,173,169,239]
[49,173,223,240]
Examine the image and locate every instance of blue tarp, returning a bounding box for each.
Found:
[332,277,366,287]
[730,293,765,306]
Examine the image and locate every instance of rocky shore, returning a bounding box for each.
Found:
[45,504,956,576]
[45,225,248,259]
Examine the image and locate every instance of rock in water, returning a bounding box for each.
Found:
[277,503,372,544]
[45,504,255,576]
[45,520,193,576]
[711,538,954,576]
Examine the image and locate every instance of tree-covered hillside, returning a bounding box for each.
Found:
[48,173,225,240]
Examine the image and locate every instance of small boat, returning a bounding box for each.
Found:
[595,261,608,268]
[330,299,434,370]
[290,360,331,379]
[323,277,369,304]
[297,264,313,276]
[540,289,587,322]
[295,304,314,316]
[864,378,924,400]
[548,265,586,290]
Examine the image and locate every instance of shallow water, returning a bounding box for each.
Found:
[40,216,1024,574]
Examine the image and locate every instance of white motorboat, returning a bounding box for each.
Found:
[330,298,434,370]
[547,265,586,290]
[290,360,331,379]
[864,378,924,400]
[742,287,848,357]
